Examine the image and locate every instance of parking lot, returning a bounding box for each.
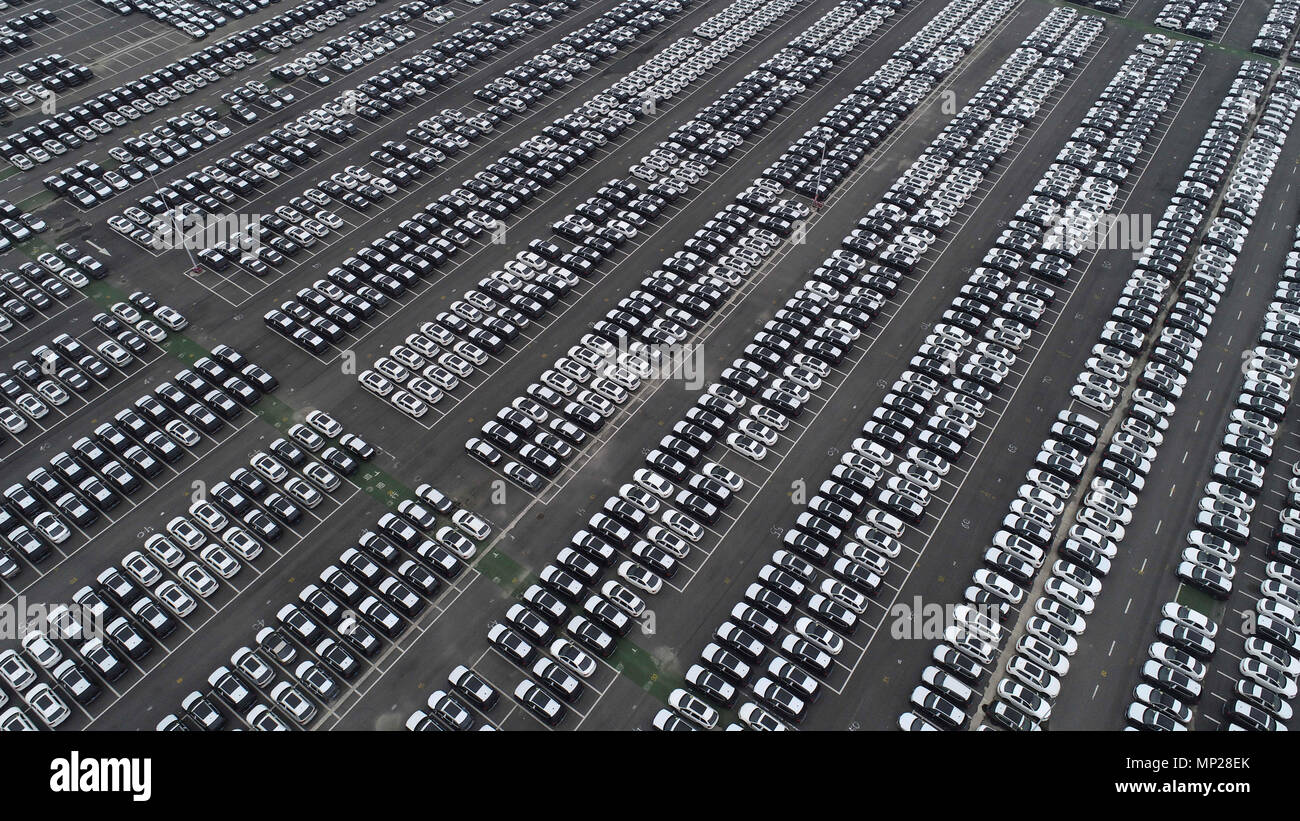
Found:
[0,0,1299,734]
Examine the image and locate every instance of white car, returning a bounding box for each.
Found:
[452,509,492,540]
[738,419,778,446]
[701,462,744,491]
[272,681,317,724]
[155,306,189,330]
[32,511,71,544]
[0,407,27,434]
[662,510,704,542]
[166,516,206,549]
[550,638,597,679]
[20,632,62,670]
[250,452,289,483]
[122,551,163,586]
[359,370,395,397]
[155,580,198,617]
[136,320,168,343]
[601,580,646,618]
[111,302,142,323]
[303,462,341,492]
[306,410,343,437]
[145,534,185,568]
[726,432,768,461]
[24,683,70,727]
[0,649,37,693]
[633,468,674,498]
[795,616,844,656]
[617,560,663,595]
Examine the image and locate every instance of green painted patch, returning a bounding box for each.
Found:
[607,636,679,703]
[1175,584,1226,621]
[478,546,528,589]
[17,190,57,214]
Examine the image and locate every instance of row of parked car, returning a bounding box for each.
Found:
[0,49,92,119]
[870,39,1204,730]
[180,0,591,267]
[1072,0,1123,12]
[479,0,938,478]
[82,415,367,732]
[1250,0,1300,59]
[761,2,997,204]
[0,284,184,453]
[963,55,1293,732]
[1063,55,1271,417]
[176,0,602,269]
[113,0,248,40]
[1201,223,1300,731]
[163,420,498,730]
[466,5,883,468]
[646,0,803,118]
[162,0,401,134]
[530,2,927,459]
[863,38,1190,727]
[371,0,836,429]
[0,197,47,256]
[49,108,235,209]
[261,0,627,139]
[30,0,406,180]
[176,0,681,290]
[267,0,454,84]
[0,345,271,729]
[92,3,455,213]
[0,242,104,346]
[0,3,40,60]
[1027,42,1229,731]
[1129,88,1300,730]
[656,0,1087,729]
[1154,0,1234,40]
[2,38,261,172]
[629,0,868,190]
[1027,60,1290,694]
[0,343,272,580]
[1159,67,1300,603]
